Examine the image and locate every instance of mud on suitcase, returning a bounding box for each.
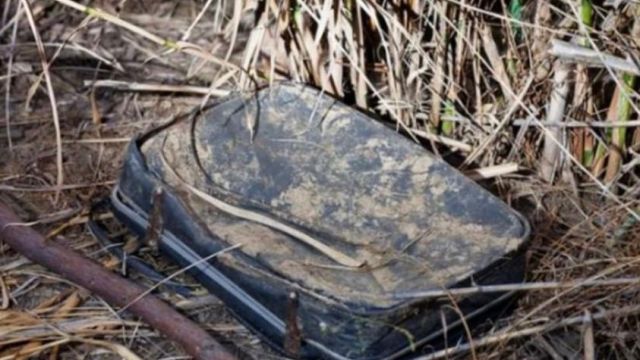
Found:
[109,83,530,359]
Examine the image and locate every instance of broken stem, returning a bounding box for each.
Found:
[604,74,636,184]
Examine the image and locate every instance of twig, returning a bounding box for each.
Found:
[85,80,230,97]
[415,303,640,360]
[0,202,238,360]
[0,180,115,192]
[62,137,131,144]
[463,75,533,165]
[3,0,19,152]
[466,163,520,180]
[572,0,594,166]
[549,39,640,76]
[409,128,473,152]
[442,115,640,128]
[52,0,239,71]
[1,318,140,342]
[0,274,8,309]
[604,75,636,184]
[0,1,25,38]
[583,310,595,360]
[1,0,11,27]
[119,244,242,313]
[392,277,640,299]
[180,0,215,42]
[512,119,640,128]
[480,23,514,102]
[430,2,449,127]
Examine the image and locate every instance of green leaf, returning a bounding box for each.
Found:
[509,0,523,40]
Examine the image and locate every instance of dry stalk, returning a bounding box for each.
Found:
[464,76,534,165]
[52,0,239,71]
[442,1,469,136]
[409,128,472,152]
[430,2,448,128]
[597,87,622,180]
[466,163,520,180]
[18,0,64,202]
[582,310,595,360]
[1,0,12,26]
[350,1,367,109]
[572,0,594,166]
[591,73,636,181]
[480,23,514,103]
[550,40,640,76]
[238,2,268,90]
[531,0,552,80]
[540,61,570,182]
[601,7,639,186]
[3,1,19,153]
[0,0,26,39]
[513,119,640,128]
[0,275,8,309]
[4,1,640,358]
[180,0,215,42]
[631,5,640,154]
[414,303,640,360]
[392,276,640,299]
[85,80,230,97]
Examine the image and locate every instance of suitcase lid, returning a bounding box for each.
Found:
[137,83,529,308]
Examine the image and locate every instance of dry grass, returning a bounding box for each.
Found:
[1,0,640,359]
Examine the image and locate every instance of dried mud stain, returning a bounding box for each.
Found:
[139,84,525,304]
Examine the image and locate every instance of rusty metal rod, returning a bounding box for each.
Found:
[0,202,237,360]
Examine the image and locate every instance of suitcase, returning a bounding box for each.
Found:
[110,83,529,359]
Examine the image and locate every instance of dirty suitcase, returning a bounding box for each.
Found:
[110,83,530,359]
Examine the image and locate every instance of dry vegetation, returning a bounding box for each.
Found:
[1,0,640,359]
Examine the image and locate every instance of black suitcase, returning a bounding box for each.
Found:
[110,83,529,359]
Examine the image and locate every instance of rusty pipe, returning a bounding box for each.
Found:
[0,202,237,360]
